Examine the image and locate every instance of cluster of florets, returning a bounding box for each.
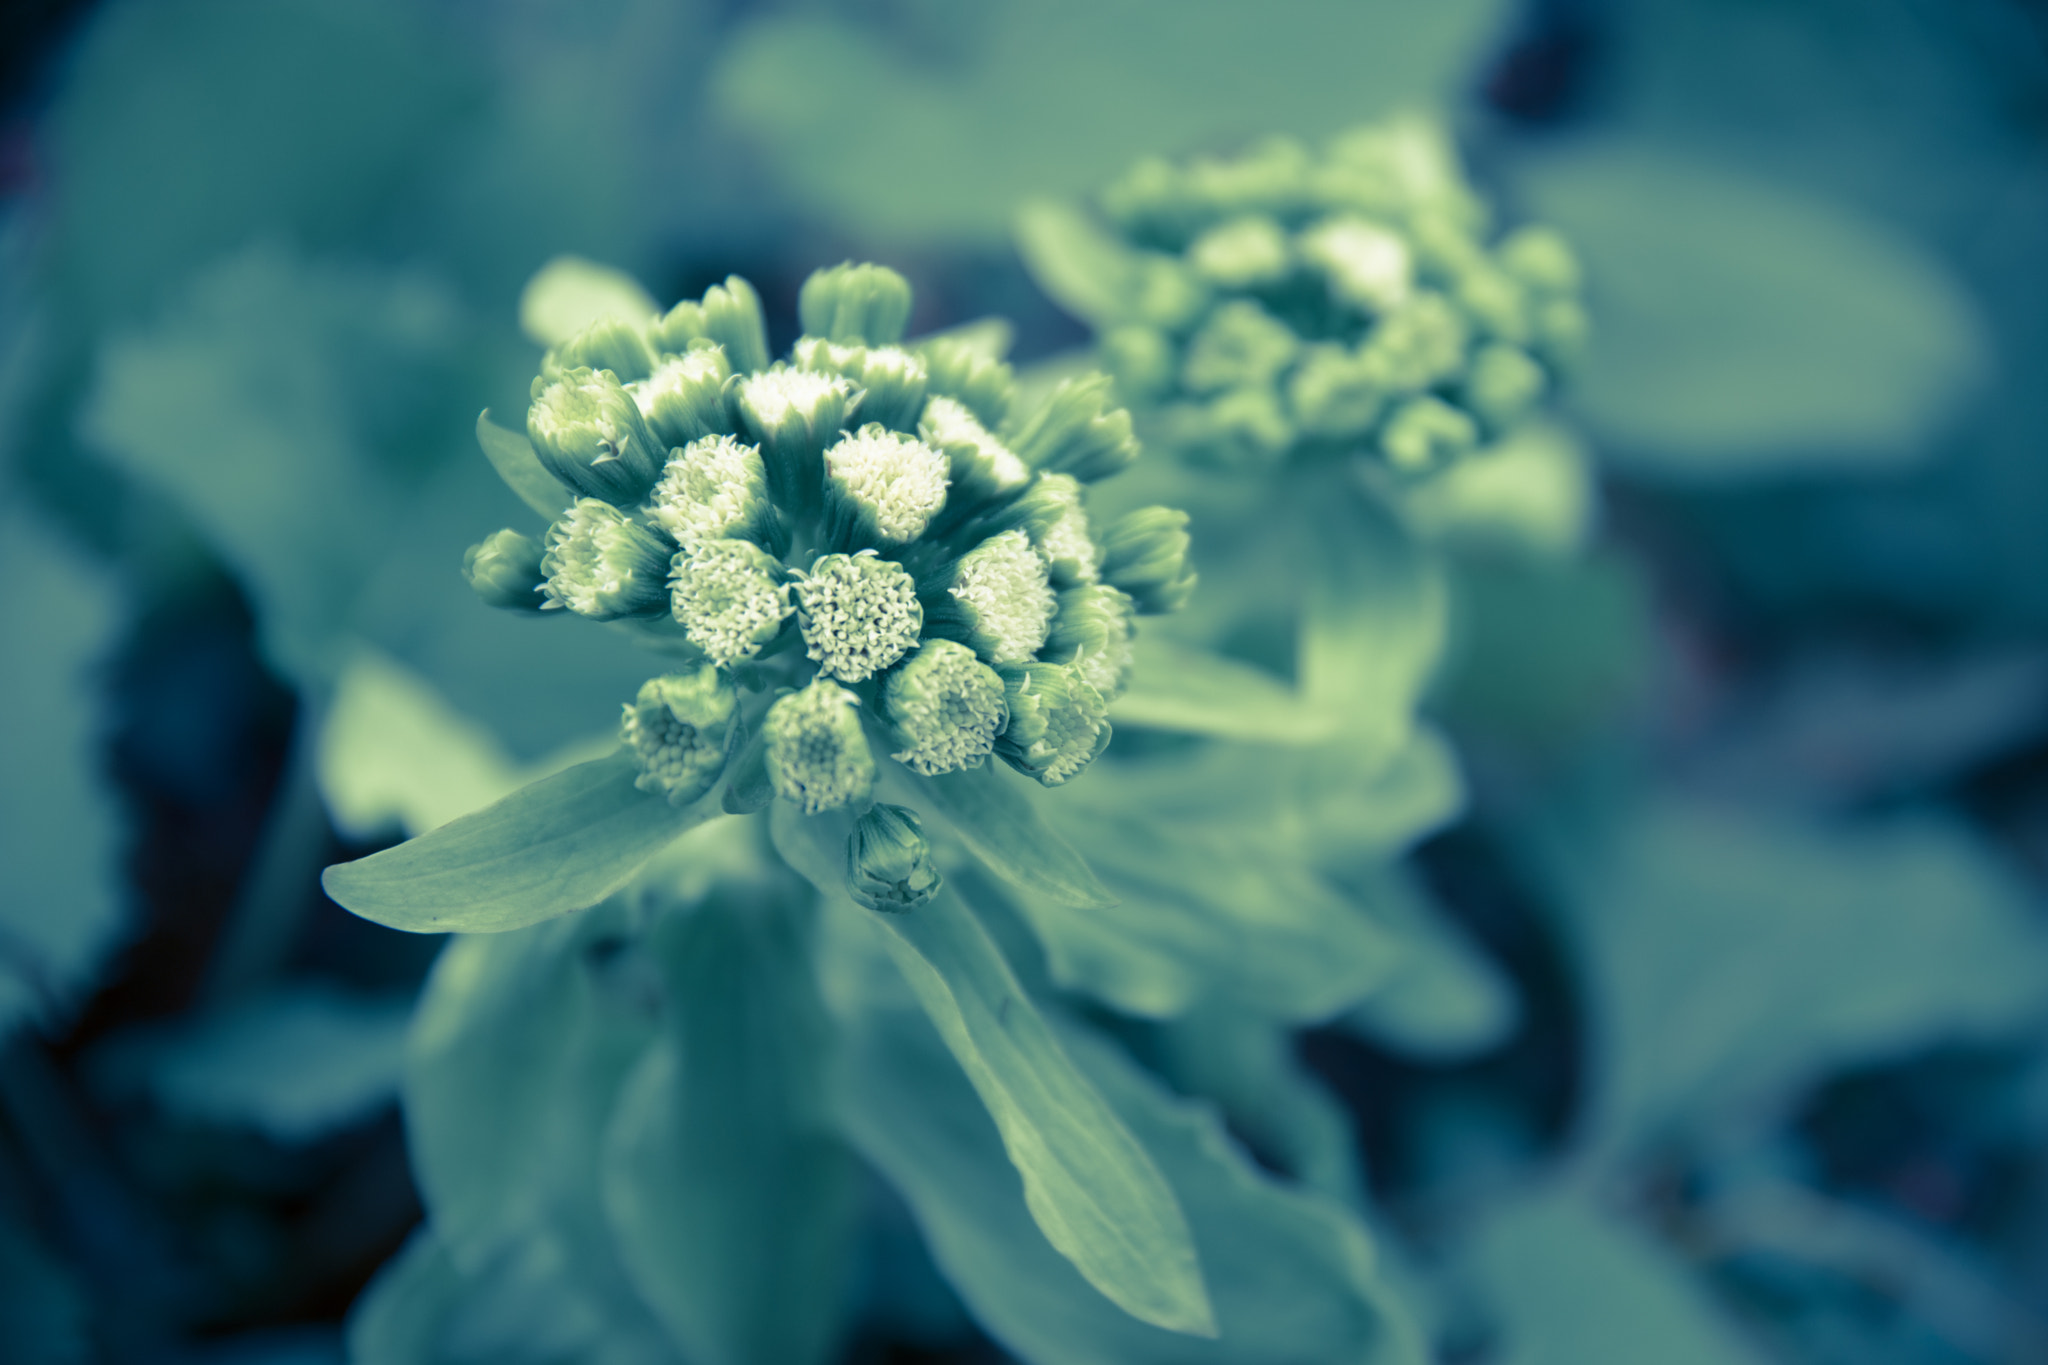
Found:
[463,263,1195,907]
[1022,113,1587,476]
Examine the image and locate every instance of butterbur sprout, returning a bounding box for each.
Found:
[845,803,942,913]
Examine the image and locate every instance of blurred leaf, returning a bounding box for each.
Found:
[475,411,570,522]
[1020,811,1399,1022]
[1516,143,1989,474]
[1338,865,1518,1061]
[905,763,1115,909]
[601,900,858,1365]
[0,493,126,1041]
[831,966,1424,1364]
[710,0,1511,244]
[1016,201,1168,329]
[1113,637,1337,742]
[1469,1189,1763,1365]
[1399,421,1595,561]
[90,984,411,1143]
[1545,800,2048,1152]
[323,751,717,934]
[0,1211,91,1365]
[770,804,1211,1337]
[518,257,658,347]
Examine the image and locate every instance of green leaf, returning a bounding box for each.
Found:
[1516,143,1989,475]
[518,255,659,346]
[476,409,571,521]
[830,968,1424,1363]
[1015,201,1154,329]
[769,807,1211,1338]
[322,750,716,933]
[1298,476,1445,745]
[1337,864,1518,1061]
[1112,636,1335,742]
[601,899,859,1365]
[0,1210,91,1365]
[1016,811,1399,1021]
[904,763,1115,909]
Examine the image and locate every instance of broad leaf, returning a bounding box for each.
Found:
[1337,865,1518,1061]
[476,410,571,521]
[1015,201,1162,330]
[323,751,715,933]
[518,255,658,347]
[904,764,1115,909]
[1112,637,1335,743]
[601,899,858,1365]
[769,808,1211,1337]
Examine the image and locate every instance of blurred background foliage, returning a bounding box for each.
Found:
[2,0,2047,1361]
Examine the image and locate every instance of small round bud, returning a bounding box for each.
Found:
[883,639,1008,777]
[917,337,1016,429]
[995,663,1111,787]
[1186,214,1292,289]
[796,552,923,683]
[919,395,1030,518]
[634,345,734,450]
[1359,292,1468,394]
[528,368,666,506]
[699,276,771,374]
[735,366,858,518]
[1159,387,1293,473]
[540,499,673,619]
[463,529,547,611]
[1381,395,1479,473]
[845,803,942,913]
[1096,507,1195,615]
[653,296,708,353]
[795,338,930,431]
[1042,584,1136,701]
[822,424,950,548]
[542,314,658,384]
[798,262,914,345]
[1453,266,1532,347]
[1014,473,1098,589]
[1004,374,1139,484]
[1533,296,1590,370]
[763,680,875,814]
[621,667,739,805]
[1463,343,1547,433]
[1495,224,1582,297]
[646,434,784,552]
[669,539,792,667]
[930,529,1057,666]
[1181,301,1299,395]
[1299,216,1414,314]
[1098,325,1175,402]
[1287,345,1387,439]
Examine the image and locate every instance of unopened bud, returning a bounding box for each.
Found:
[1014,473,1098,589]
[1287,344,1388,438]
[463,529,547,611]
[1186,214,1292,289]
[668,539,792,667]
[1182,300,1299,395]
[1042,584,1135,700]
[1359,292,1468,395]
[1380,395,1478,473]
[763,680,875,814]
[635,345,733,450]
[735,366,858,519]
[1003,374,1140,484]
[540,499,673,619]
[1159,387,1293,473]
[699,276,771,375]
[995,663,1111,787]
[822,424,950,549]
[528,367,665,506]
[1098,325,1175,402]
[883,639,1008,777]
[1496,224,1582,297]
[1463,343,1546,433]
[621,666,739,805]
[543,314,658,384]
[845,803,942,913]
[646,433,784,553]
[796,552,923,683]
[1299,216,1414,314]
[919,396,1030,521]
[926,529,1056,665]
[1096,507,1195,615]
[794,338,929,431]
[798,262,915,346]
[918,337,1017,429]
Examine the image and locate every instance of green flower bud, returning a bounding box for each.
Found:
[646,434,784,553]
[463,529,547,611]
[845,803,942,913]
[919,395,1030,520]
[1496,224,1582,297]
[1380,395,1478,473]
[540,499,673,618]
[1453,265,1531,346]
[1096,507,1195,615]
[795,337,930,431]
[1014,473,1098,589]
[822,424,950,549]
[764,679,875,814]
[699,276,771,374]
[653,296,709,353]
[926,529,1056,666]
[634,345,733,450]
[995,662,1111,787]
[798,262,914,346]
[543,314,658,384]
[1287,344,1387,439]
[883,639,1008,777]
[1181,300,1298,395]
[1004,374,1139,484]
[1532,296,1590,370]
[528,367,666,506]
[621,666,739,805]
[1042,584,1136,701]
[1359,291,1468,394]
[1098,325,1175,403]
[1299,216,1414,314]
[668,539,792,666]
[796,552,923,683]
[1186,214,1292,289]
[735,366,858,519]
[1159,386,1294,472]
[1463,342,1547,433]
[917,337,1016,429]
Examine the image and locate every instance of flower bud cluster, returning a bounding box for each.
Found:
[1029,114,1587,477]
[466,262,1197,894]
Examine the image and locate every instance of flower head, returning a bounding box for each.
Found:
[647,433,783,552]
[540,498,672,619]
[930,529,1057,666]
[763,679,875,814]
[995,663,1111,787]
[883,639,1008,777]
[528,367,665,506]
[796,552,923,683]
[621,667,739,805]
[1095,507,1196,615]
[821,424,950,548]
[669,539,792,666]
[635,345,734,451]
